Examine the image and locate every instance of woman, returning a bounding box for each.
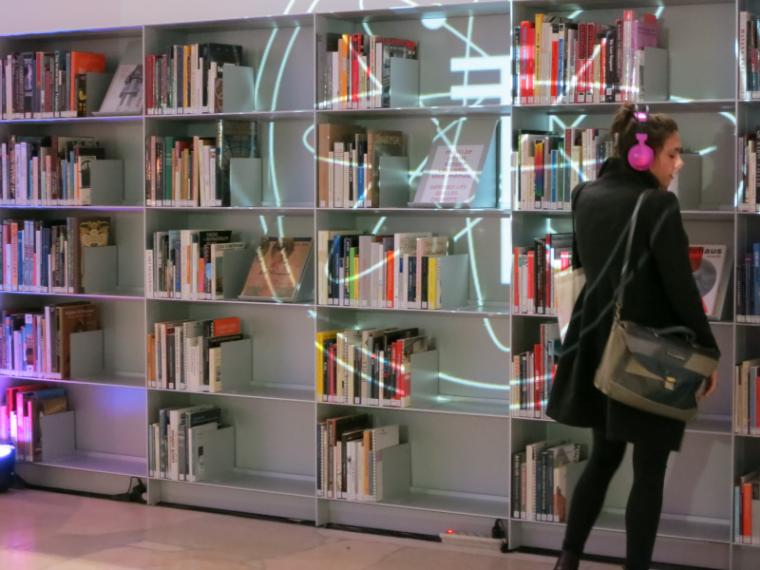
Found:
[545,103,720,570]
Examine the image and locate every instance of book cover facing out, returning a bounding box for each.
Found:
[238,237,312,302]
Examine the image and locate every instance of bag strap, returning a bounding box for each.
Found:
[615,189,653,319]
[570,182,589,269]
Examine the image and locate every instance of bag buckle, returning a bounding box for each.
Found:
[664,376,676,391]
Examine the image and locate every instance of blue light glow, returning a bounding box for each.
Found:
[500,217,510,285]
[277,215,286,239]
[301,124,315,153]
[697,146,718,156]
[371,217,387,235]
[421,14,447,31]
[0,444,15,459]
[482,318,510,353]
[439,372,507,392]
[570,114,587,128]
[255,29,279,110]
[735,179,744,207]
[452,217,482,242]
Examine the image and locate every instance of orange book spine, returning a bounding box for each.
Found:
[212,316,241,337]
[743,482,753,540]
[69,52,106,114]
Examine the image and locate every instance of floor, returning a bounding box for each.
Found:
[0,489,621,570]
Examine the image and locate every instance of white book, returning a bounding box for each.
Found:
[393,233,431,309]
[334,143,344,208]
[187,421,219,482]
[328,150,335,208]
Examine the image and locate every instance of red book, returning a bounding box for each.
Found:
[576,23,587,103]
[545,234,553,312]
[69,51,106,113]
[527,25,536,103]
[386,250,394,307]
[527,250,535,312]
[534,343,542,416]
[585,23,597,102]
[513,247,521,311]
[145,55,154,111]
[211,316,241,338]
[520,21,532,103]
[551,38,559,101]
[742,481,753,540]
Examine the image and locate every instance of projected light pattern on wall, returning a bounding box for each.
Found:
[1,0,738,409]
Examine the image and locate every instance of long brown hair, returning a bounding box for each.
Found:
[610,102,679,160]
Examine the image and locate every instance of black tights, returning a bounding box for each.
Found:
[561,428,671,570]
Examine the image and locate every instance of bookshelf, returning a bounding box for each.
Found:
[0,1,758,568]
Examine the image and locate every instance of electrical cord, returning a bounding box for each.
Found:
[491,518,509,553]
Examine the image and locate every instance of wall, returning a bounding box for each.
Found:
[0,0,475,35]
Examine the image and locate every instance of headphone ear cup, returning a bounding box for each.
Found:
[627,132,654,171]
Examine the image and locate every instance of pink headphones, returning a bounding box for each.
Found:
[627,109,654,172]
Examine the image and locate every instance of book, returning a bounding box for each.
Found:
[69,51,107,116]
[79,218,110,247]
[215,120,258,206]
[56,302,100,378]
[411,143,486,207]
[688,244,731,320]
[95,64,143,115]
[238,237,313,302]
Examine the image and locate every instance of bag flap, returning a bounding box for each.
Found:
[620,321,719,380]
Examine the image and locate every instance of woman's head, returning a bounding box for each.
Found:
[610,102,683,189]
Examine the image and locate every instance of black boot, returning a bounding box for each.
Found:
[552,550,580,570]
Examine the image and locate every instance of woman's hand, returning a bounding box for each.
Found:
[699,371,718,400]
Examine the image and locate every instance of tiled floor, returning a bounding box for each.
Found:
[0,489,621,569]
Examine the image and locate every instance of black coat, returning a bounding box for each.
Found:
[545,157,720,451]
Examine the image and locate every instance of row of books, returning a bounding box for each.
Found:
[316,327,430,408]
[0,50,105,119]
[146,233,313,302]
[3,217,84,293]
[511,323,561,419]
[317,124,404,208]
[513,11,660,105]
[145,43,244,115]
[736,246,760,319]
[0,384,70,462]
[512,441,587,523]
[319,33,417,110]
[736,359,760,436]
[739,12,760,100]
[317,231,454,309]
[1,302,100,379]
[736,469,760,544]
[317,413,409,502]
[739,131,760,213]
[512,233,573,316]
[149,404,228,481]
[513,128,612,211]
[147,316,243,392]
[145,121,258,207]
[0,217,110,294]
[146,229,241,300]
[1,136,107,205]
